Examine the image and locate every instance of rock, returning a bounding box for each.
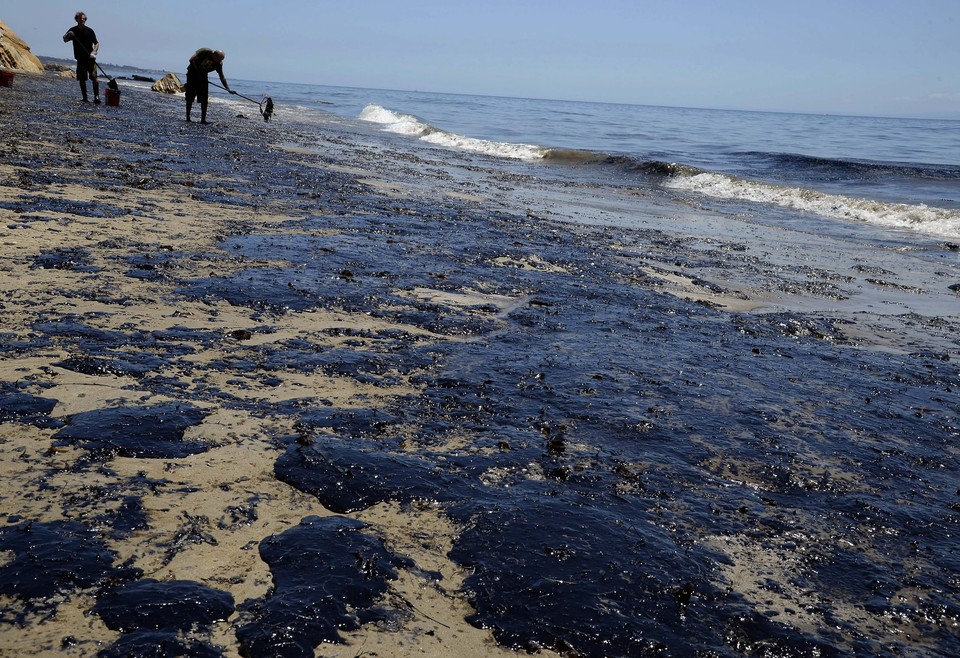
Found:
[0,24,41,73]
[151,72,184,94]
[58,70,76,79]
[0,20,45,72]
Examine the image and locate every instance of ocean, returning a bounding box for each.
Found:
[110,67,960,240]
[209,78,960,241]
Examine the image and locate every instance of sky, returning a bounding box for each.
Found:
[3,1,959,118]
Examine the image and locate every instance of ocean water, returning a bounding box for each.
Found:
[215,79,960,240]
[114,69,960,239]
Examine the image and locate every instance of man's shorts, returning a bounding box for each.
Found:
[185,68,209,104]
[76,58,97,82]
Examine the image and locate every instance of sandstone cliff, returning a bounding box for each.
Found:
[0,20,45,72]
[152,72,185,94]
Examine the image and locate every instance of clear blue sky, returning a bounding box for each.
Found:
[4,1,958,118]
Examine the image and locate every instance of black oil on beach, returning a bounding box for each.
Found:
[1,74,959,657]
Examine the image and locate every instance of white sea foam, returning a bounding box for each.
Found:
[359,104,546,160]
[358,104,431,136]
[666,172,960,239]
[420,131,546,160]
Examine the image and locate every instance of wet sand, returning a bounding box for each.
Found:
[2,73,959,657]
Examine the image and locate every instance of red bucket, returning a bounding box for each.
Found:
[0,71,14,88]
[105,87,120,106]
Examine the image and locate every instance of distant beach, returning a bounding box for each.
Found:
[2,71,959,658]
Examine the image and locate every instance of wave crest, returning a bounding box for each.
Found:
[739,151,960,181]
[665,172,960,238]
[359,104,546,160]
[358,104,433,136]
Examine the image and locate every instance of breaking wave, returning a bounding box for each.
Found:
[359,104,547,160]
[358,104,960,239]
[663,171,960,239]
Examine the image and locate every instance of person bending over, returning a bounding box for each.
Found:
[63,11,100,103]
[186,48,237,124]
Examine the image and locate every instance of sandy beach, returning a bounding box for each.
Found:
[0,73,520,657]
[2,72,959,658]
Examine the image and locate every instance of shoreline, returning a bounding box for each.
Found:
[2,72,959,657]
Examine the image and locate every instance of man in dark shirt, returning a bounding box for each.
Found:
[62,11,100,104]
[186,48,237,124]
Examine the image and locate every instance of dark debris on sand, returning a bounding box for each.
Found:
[1,73,959,658]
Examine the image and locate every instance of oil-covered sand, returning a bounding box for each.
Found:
[1,74,959,657]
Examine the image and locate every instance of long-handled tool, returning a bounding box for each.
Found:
[211,81,274,122]
[69,36,119,91]
[94,59,120,92]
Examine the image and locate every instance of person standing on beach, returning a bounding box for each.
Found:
[62,11,100,104]
[185,48,237,124]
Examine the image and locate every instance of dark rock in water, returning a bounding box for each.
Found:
[949,283,960,293]
[235,515,405,658]
[53,403,208,460]
[0,383,62,428]
[94,578,234,633]
[0,520,140,612]
[97,630,225,658]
